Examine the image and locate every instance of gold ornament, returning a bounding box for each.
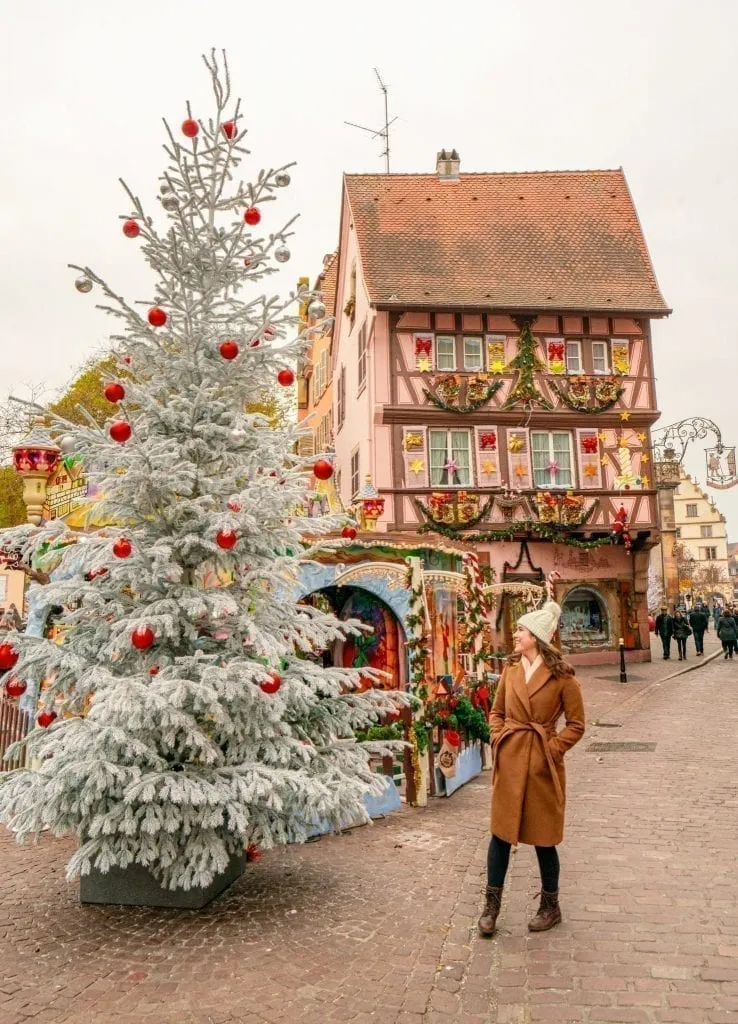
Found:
[619,411,631,422]
[409,458,425,475]
[481,459,497,475]
[416,357,432,373]
[601,455,611,467]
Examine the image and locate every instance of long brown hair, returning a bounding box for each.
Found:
[508,640,574,677]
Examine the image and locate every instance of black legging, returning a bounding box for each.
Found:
[676,637,687,659]
[487,834,560,892]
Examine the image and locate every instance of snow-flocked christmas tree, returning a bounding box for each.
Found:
[0,52,400,894]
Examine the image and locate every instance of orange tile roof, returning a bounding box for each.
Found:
[314,251,338,316]
[344,169,669,314]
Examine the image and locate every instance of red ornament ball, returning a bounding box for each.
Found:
[132,626,155,650]
[148,307,167,328]
[244,207,261,226]
[5,677,27,699]
[277,368,295,387]
[227,501,242,512]
[219,340,239,361]
[0,643,19,672]
[113,537,132,559]
[181,118,199,138]
[245,844,261,862]
[122,219,140,239]
[104,382,126,404]
[313,459,334,481]
[249,339,260,349]
[109,421,132,444]
[264,325,276,338]
[222,120,236,139]
[260,672,282,695]
[445,729,461,748]
[149,666,160,676]
[37,709,57,728]
[216,529,238,550]
[341,526,357,540]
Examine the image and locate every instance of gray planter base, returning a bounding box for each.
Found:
[79,853,246,909]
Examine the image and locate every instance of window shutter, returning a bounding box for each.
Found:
[611,339,630,375]
[505,428,531,489]
[576,428,602,488]
[413,332,434,370]
[545,336,566,373]
[298,432,315,457]
[402,426,428,486]
[474,426,501,487]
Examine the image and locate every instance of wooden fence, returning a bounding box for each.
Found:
[0,696,31,771]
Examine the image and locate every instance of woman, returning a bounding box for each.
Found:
[718,608,738,659]
[672,610,692,661]
[478,600,585,937]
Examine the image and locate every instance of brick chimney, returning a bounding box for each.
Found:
[436,149,460,181]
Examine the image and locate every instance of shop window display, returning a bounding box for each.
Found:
[560,588,609,649]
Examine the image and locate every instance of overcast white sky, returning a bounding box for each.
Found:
[1,0,736,530]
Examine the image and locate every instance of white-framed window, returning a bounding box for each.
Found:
[591,340,610,374]
[531,431,574,488]
[686,503,699,518]
[702,546,718,561]
[350,448,360,498]
[336,365,345,431]
[565,341,582,374]
[463,336,483,370]
[429,429,472,486]
[435,335,456,371]
[700,525,713,538]
[357,321,367,393]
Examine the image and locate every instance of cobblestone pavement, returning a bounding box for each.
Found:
[0,635,732,1024]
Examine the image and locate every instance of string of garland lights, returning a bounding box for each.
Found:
[418,517,617,549]
[413,496,494,531]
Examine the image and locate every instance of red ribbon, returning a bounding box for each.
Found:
[548,342,565,362]
[415,336,432,356]
[479,431,497,450]
[581,436,598,454]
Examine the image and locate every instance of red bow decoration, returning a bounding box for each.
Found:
[479,431,497,450]
[548,341,565,362]
[415,336,432,356]
[581,435,598,454]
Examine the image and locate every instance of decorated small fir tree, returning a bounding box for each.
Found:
[0,52,400,894]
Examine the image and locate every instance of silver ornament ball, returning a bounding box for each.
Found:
[75,276,93,294]
[161,195,179,212]
[59,434,76,453]
[274,245,291,264]
[308,299,326,321]
[160,182,173,194]
[275,171,291,188]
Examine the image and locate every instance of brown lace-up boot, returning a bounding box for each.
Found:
[528,890,562,932]
[477,885,503,937]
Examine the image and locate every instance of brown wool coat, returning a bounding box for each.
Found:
[490,661,586,847]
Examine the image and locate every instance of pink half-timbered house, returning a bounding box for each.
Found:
[320,153,670,664]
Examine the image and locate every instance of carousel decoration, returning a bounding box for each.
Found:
[12,418,61,525]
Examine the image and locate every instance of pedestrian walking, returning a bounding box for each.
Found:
[713,604,723,631]
[717,609,737,659]
[672,610,692,661]
[689,605,709,656]
[479,599,585,938]
[654,606,674,660]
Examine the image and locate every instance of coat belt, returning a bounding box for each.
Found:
[493,719,564,805]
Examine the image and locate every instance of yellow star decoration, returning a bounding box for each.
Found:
[619,436,629,448]
[640,454,650,464]
[637,432,647,443]
[584,463,598,478]
[416,357,432,373]
[481,459,497,475]
[409,459,425,475]
[641,475,650,488]
[514,464,528,479]
[601,455,611,467]
[490,360,506,375]
[598,431,607,442]
[619,411,631,421]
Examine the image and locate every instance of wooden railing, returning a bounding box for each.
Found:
[0,696,31,771]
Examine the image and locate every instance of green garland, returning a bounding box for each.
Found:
[423,379,503,414]
[405,559,429,701]
[503,322,553,410]
[423,696,490,744]
[418,516,615,549]
[413,495,494,531]
[549,380,624,413]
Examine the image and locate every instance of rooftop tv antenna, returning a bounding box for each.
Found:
[344,68,397,173]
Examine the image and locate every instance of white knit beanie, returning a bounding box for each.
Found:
[517,600,562,646]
